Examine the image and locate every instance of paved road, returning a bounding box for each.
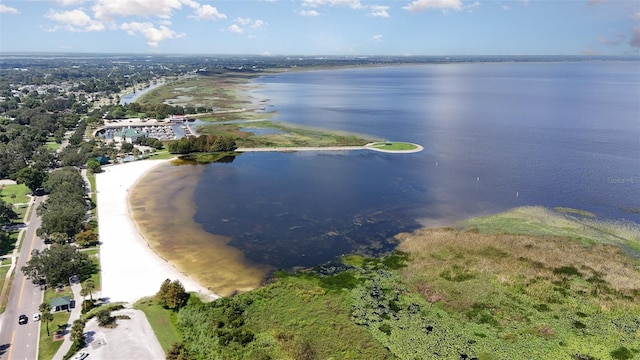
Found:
[0,196,45,360]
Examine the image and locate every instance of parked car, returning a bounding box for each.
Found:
[33,312,40,321]
[72,352,89,360]
[18,314,28,325]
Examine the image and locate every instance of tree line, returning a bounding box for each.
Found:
[36,167,88,242]
[167,135,237,154]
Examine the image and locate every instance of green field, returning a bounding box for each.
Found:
[0,183,30,204]
[45,141,61,152]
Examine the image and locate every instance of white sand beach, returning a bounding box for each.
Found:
[96,159,218,304]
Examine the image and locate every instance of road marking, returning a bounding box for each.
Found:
[7,331,15,360]
[16,277,26,308]
[17,222,38,307]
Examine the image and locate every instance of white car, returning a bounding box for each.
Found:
[72,352,89,360]
[33,313,40,321]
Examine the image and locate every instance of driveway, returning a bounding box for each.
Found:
[78,309,164,360]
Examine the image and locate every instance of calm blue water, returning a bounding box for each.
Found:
[192,62,640,268]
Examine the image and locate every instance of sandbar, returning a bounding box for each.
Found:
[96,159,218,304]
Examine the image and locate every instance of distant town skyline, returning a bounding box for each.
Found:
[1,0,639,56]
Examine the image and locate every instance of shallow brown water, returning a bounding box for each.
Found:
[128,160,273,296]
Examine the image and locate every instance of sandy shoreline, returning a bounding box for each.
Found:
[96,159,219,304]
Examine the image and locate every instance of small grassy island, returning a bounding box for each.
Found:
[140,206,640,360]
[369,141,423,153]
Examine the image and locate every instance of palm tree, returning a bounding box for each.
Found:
[39,302,54,337]
[82,279,95,302]
[70,319,86,347]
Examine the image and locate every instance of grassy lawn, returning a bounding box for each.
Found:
[0,183,30,204]
[0,265,12,313]
[39,311,71,360]
[46,140,61,152]
[134,297,180,351]
[80,248,102,291]
[147,150,177,160]
[39,286,74,360]
[371,141,419,151]
[86,173,97,219]
[14,206,27,224]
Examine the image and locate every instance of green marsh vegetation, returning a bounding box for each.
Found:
[153,206,639,359]
[136,74,376,149]
[136,73,261,112]
[199,121,374,148]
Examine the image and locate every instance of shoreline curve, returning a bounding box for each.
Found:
[96,159,219,304]
[236,142,424,154]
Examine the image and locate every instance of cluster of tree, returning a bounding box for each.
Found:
[22,243,95,287]
[156,279,189,311]
[37,167,88,239]
[167,135,237,154]
[0,198,17,226]
[134,136,164,150]
[102,101,215,121]
[0,122,56,179]
[68,120,87,146]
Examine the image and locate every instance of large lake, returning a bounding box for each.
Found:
[133,61,640,291]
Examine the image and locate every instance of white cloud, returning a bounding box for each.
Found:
[120,21,184,47]
[55,0,87,6]
[369,5,390,17]
[372,34,383,42]
[45,9,105,32]
[192,4,226,20]
[302,0,362,9]
[181,0,200,9]
[93,0,184,21]
[502,5,509,10]
[236,17,252,25]
[228,24,244,34]
[252,20,265,28]
[299,10,320,16]
[467,1,480,11]
[0,4,19,14]
[402,0,462,12]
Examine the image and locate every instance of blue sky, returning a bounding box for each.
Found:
[1,0,639,55]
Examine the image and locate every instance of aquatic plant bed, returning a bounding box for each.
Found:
[165,206,640,359]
